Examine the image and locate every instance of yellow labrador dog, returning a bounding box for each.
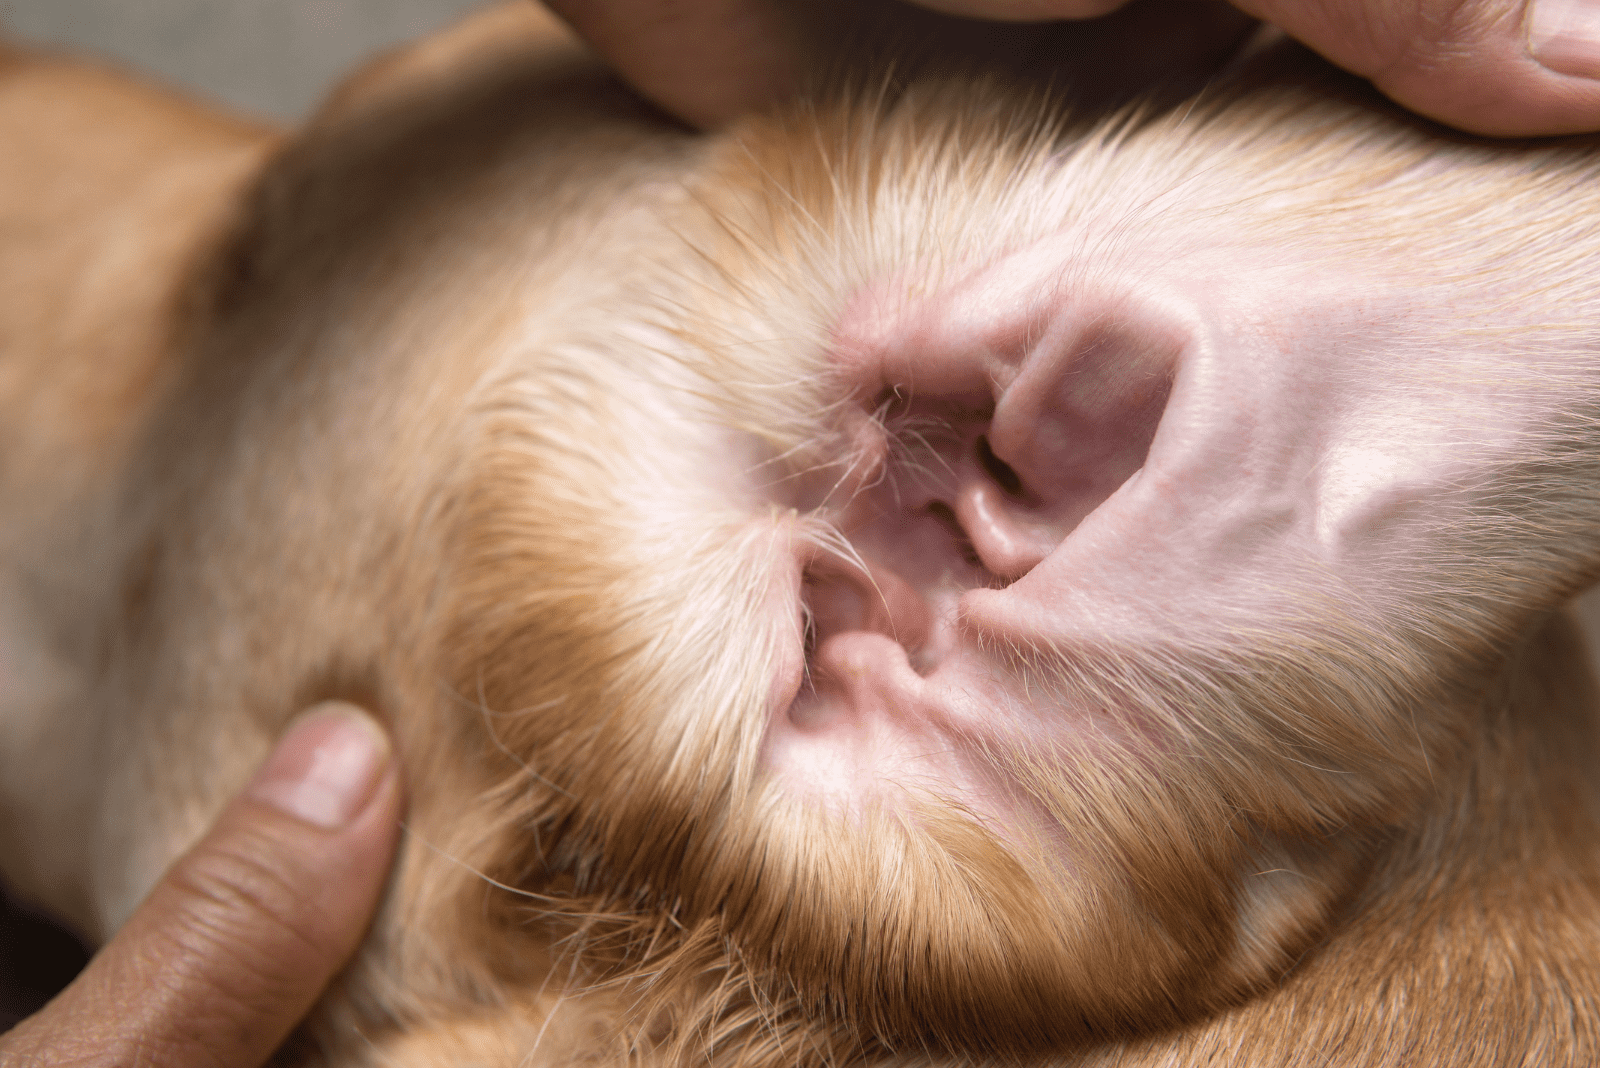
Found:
[5,4,1600,1064]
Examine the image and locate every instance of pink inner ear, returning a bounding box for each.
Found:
[965,320,1174,580]
[760,269,1177,819]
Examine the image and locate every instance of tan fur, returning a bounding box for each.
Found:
[3,6,1600,1067]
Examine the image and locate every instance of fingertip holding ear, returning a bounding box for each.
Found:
[1250,0,1600,135]
[907,0,1133,18]
[542,0,809,128]
[1528,0,1600,79]
[247,701,394,829]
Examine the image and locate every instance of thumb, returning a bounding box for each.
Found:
[1231,0,1600,135]
[1,702,403,1068]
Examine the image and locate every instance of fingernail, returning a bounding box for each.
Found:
[1530,0,1600,79]
[248,702,391,829]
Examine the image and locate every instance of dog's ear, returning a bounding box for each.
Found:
[310,3,587,130]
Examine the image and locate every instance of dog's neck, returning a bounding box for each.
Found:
[0,8,676,939]
[0,47,275,516]
[0,47,276,927]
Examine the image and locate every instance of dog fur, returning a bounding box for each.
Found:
[4,5,1600,1065]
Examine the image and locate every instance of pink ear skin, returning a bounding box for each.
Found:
[760,219,1548,841]
[761,244,1196,823]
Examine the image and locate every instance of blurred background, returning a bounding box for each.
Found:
[0,0,492,119]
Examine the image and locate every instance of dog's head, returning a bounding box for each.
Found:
[82,8,1600,1065]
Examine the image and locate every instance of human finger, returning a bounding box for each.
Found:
[1226,0,1600,135]
[861,0,1600,135]
[542,0,809,127]
[0,702,403,1068]
[543,0,1258,128]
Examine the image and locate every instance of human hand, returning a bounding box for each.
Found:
[0,702,402,1068]
[545,0,1600,136]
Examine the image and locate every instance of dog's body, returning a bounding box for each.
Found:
[5,5,1600,1065]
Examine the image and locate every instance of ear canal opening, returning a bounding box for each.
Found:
[975,435,1025,497]
[925,500,983,568]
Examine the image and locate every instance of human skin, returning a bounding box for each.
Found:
[0,705,402,1068]
[544,0,1600,134]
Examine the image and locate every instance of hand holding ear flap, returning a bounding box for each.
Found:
[913,0,1600,135]
[542,0,1256,128]
[548,0,1600,135]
